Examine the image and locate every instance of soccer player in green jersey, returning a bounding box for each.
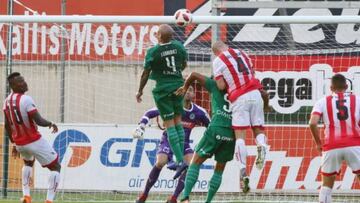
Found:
[136,24,188,178]
[175,72,236,203]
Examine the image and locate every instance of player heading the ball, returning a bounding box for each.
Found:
[211,41,269,193]
[136,24,189,179]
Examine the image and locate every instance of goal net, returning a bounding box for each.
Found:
[1,15,360,203]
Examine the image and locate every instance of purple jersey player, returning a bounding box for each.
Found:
[134,86,210,203]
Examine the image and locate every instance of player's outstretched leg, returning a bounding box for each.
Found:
[21,160,34,203]
[166,126,183,162]
[319,175,335,203]
[137,166,162,203]
[172,116,188,180]
[181,163,200,201]
[168,152,192,202]
[175,123,185,153]
[165,118,184,164]
[181,153,207,202]
[137,154,167,203]
[45,163,61,203]
[234,130,250,193]
[253,128,268,170]
[235,138,247,169]
[319,186,332,203]
[205,162,226,203]
[167,171,186,203]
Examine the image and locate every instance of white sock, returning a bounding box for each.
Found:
[46,171,60,201]
[255,133,267,147]
[22,166,32,197]
[319,186,332,203]
[235,139,247,169]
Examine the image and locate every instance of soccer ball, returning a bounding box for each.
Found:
[174,9,192,27]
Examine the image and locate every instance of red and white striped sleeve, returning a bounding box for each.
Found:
[311,98,326,116]
[22,95,38,115]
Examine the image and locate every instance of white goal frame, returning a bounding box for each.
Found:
[0,14,360,24]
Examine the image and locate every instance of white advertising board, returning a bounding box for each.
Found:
[35,124,358,192]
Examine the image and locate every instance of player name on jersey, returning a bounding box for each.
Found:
[160,49,177,57]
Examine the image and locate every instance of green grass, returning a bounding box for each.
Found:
[0,201,88,203]
[1,191,358,203]
[0,201,292,203]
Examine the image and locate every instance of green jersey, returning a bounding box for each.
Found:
[204,77,232,129]
[144,40,187,91]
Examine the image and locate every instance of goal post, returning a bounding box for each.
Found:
[1,15,360,202]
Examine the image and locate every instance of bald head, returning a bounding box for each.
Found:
[212,41,228,56]
[157,24,174,43]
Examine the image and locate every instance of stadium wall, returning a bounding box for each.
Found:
[0,65,211,123]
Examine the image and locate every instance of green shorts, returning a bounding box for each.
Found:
[195,126,235,163]
[153,91,184,121]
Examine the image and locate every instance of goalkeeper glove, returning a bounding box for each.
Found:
[133,124,145,140]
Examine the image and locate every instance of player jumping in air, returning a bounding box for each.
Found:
[175,72,235,203]
[309,74,360,203]
[3,72,60,203]
[136,24,188,177]
[134,86,210,203]
[211,41,269,193]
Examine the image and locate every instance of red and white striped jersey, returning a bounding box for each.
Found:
[3,93,41,145]
[212,48,262,102]
[311,92,360,151]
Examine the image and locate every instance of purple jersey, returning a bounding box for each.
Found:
[139,103,210,144]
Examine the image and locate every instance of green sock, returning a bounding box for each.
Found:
[175,124,185,153]
[181,163,200,200]
[206,170,223,203]
[167,126,183,163]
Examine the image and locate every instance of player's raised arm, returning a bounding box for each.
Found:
[133,108,160,139]
[139,108,160,125]
[175,72,206,96]
[215,77,226,91]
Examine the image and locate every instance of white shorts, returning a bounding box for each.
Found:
[321,146,360,176]
[16,137,58,167]
[230,89,265,129]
